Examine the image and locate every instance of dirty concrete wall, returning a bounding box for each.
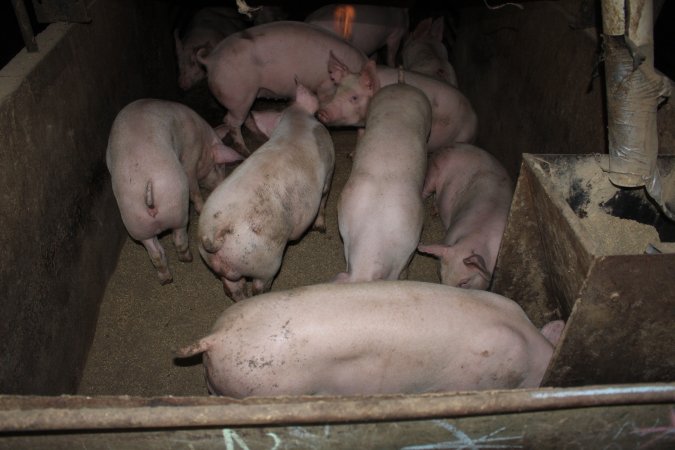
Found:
[0,0,178,394]
[452,0,674,180]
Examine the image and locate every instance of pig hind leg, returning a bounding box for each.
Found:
[141,236,172,285]
[172,227,193,262]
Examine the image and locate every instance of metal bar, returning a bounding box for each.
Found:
[0,383,673,432]
[10,0,38,52]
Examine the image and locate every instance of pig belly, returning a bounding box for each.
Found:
[188,281,554,397]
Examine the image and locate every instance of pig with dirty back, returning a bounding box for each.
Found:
[418,143,513,290]
[106,99,243,285]
[196,21,367,156]
[305,4,409,67]
[317,54,477,151]
[335,81,431,282]
[198,83,335,301]
[176,280,562,397]
[174,7,248,90]
[401,17,458,87]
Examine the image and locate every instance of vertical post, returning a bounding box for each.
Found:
[10,0,38,53]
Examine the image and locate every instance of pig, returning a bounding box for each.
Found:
[106,99,244,285]
[175,280,559,397]
[196,20,368,156]
[335,82,431,282]
[174,7,248,90]
[317,54,477,151]
[198,83,335,301]
[305,4,409,67]
[418,143,513,290]
[401,17,458,87]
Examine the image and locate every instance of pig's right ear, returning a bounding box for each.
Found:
[412,18,433,39]
[328,51,350,84]
[212,142,244,164]
[250,110,281,138]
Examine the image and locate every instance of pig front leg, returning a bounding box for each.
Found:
[141,236,172,285]
[172,227,193,263]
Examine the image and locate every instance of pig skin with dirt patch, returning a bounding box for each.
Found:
[176,280,557,398]
[106,99,242,285]
[197,84,335,301]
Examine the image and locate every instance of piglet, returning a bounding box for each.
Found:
[106,99,243,285]
[176,280,558,397]
[198,83,335,301]
[401,17,458,87]
[335,81,431,282]
[305,4,409,67]
[418,143,513,290]
[317,54,477,151]
[174,7,248,90]
[197,21,367,156]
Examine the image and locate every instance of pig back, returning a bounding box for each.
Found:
[204,21,367,98]
[193,281,554,396]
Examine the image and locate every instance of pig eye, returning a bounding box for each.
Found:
[350,95,358,103]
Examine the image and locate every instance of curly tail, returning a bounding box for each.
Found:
[175,336,213,358]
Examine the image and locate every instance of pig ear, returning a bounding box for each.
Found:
[463,253,491,280]
[417,243,451,259]
[294,82,319,114]
[362,60,380,92]
[328,51,350,84]
[430,17,444,41]
[212,142,244,164]
[412,18,433,39]
[250,110,282,138]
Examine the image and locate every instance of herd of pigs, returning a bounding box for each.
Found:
[105,4,565,398]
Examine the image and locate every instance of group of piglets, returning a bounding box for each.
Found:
[106,4,564,399]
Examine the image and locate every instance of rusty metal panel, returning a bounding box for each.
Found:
[492,158,561,327]
[31,0,90,24]
[543,254,675,386]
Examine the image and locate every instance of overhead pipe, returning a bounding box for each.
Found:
[601,0,674,220]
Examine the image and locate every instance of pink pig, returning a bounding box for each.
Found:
[335,81,431,282]
[197,21,367,156]
[317,54,477,151]
[173,7,247,91]
[197,83,335,301]
[106,99,243,285]
[305,4,409,67]
[176,281,560,397]
[418,143,513,290]
[401,17,458,87]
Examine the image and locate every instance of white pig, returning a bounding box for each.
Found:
[176,280,559,397]
[418,143,513,290]
[305,4,409,67]
[198,83,335,301]
[174,7,248,91]
[317,54,477,151]
[196,21,367,156]
[401,17,458,87]
[335,82,431,282]
[106,99,243,284]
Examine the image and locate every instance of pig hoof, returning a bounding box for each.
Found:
[177,250,193,263]
[159,276,173,286]
[312,223,327,233]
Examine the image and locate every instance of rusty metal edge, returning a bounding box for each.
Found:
[0,383,673,433]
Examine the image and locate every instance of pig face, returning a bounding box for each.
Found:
[174,31,210,90]
[316,56,380,126]
[418,244,491,290]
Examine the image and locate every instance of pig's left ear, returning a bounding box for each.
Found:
[294,82,319,114]
[327,51,350,83]
[362,60,380,92]
[463,253,491,281]
[250,110,282,138]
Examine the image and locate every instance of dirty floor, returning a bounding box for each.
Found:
[78,122,444,397]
